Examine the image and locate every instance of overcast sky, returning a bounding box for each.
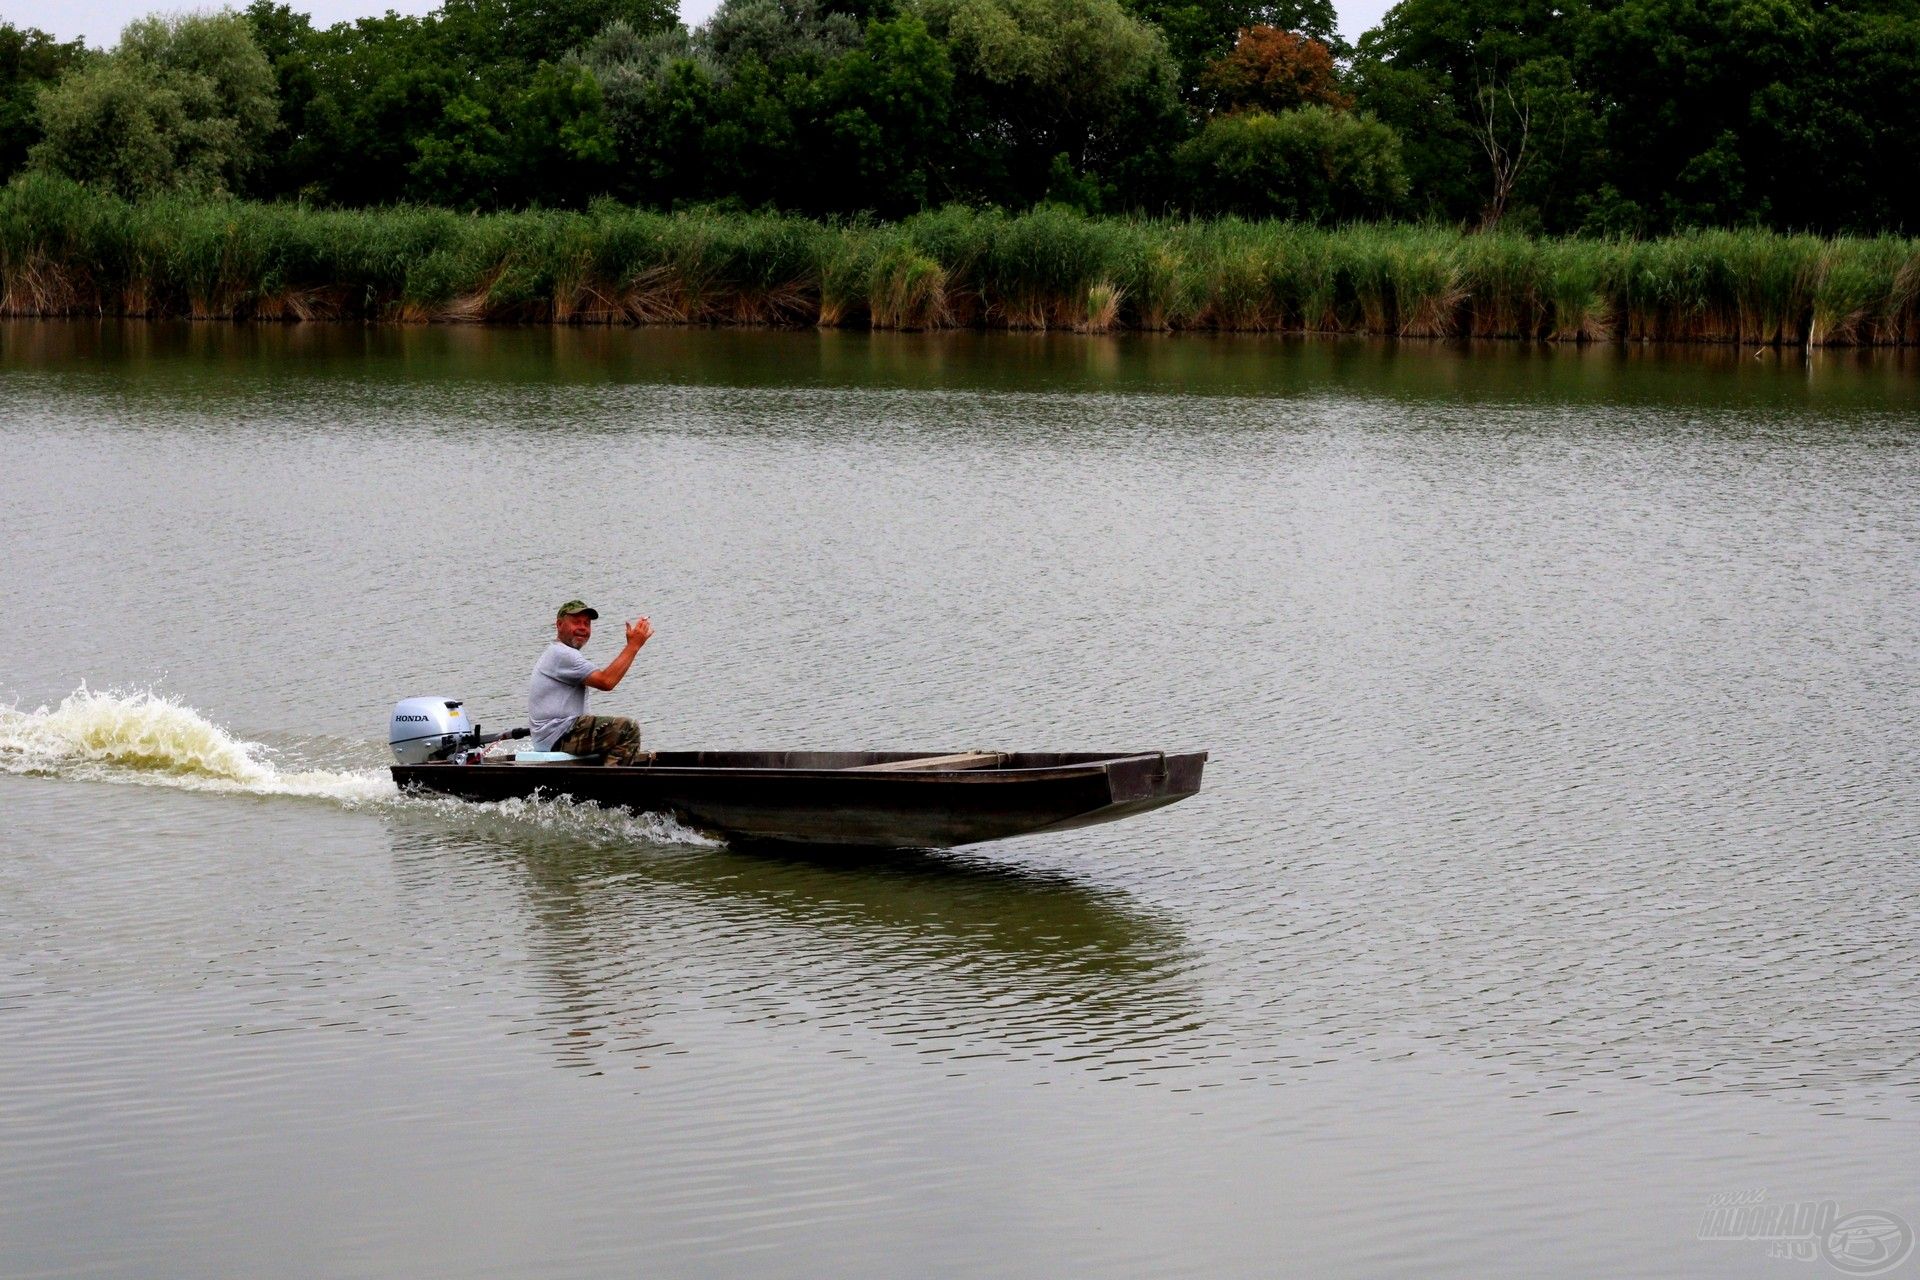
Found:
[12,0,1398,49]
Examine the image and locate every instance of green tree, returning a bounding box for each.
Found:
[502,61,616,206]
[242,0,676,209]
[409,94,509,207]
[583,41,726,205]
[1464,53,1597,229]
[1579,0,1814,229]
[1,24,90,180]
[1352,0,1598,228]
[434,0,678,68]
[813,15,954,212]
[699,54,805,205]
[1173,104,1408,220]
[572,20,712,202]
[701,0,863,73]
[32,12,278,197]
[579,0,879,210]
[30,60,178,197]
[918,0,1180,201]
[273,13,465,205]
[1790,6,1920,232]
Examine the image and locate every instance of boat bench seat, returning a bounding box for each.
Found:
[512,751,599,763]
[846,752,1006,772]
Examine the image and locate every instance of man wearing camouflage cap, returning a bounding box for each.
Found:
[528,600,653,764]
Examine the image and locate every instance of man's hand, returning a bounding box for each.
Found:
[586,616,653,691]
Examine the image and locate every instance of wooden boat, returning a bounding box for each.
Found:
[391,749,1207,848]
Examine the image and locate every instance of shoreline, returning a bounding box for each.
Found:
[3,178,1916,348]
[8,312,1920,355]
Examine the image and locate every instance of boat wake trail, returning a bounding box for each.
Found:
[408,790,724,849]
[0,687,393,802]
[0,687,719,846]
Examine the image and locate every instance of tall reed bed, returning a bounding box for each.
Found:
[4,175,1917,344]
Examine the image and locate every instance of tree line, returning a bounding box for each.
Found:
[2,0,1917,234]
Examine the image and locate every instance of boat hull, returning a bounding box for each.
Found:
[391,750,1207,848]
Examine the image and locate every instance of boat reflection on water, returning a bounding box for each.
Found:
[381,804,1204,1079]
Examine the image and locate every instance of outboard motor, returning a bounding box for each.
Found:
[389,697,472,764]
[389,697,529,764]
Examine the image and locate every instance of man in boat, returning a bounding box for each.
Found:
[529,600,652,765]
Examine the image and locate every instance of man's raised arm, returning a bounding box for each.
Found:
[585,617,652,691]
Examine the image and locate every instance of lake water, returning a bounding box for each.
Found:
[2,322,1916,1278]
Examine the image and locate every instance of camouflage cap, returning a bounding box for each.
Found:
[556,599,599,619]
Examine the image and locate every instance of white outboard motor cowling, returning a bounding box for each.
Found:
[389,697,471,765]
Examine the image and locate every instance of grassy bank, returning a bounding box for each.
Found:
[3,176,1917,345]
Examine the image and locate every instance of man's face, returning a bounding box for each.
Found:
[556,612,593,648]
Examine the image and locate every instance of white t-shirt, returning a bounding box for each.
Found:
[529,641,596,749]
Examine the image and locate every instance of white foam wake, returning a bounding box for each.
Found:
[0,686,721,846]
[407,790,725,848]
[0,686,395,803]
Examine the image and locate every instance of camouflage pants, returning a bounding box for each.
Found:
[551,714,642,766]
